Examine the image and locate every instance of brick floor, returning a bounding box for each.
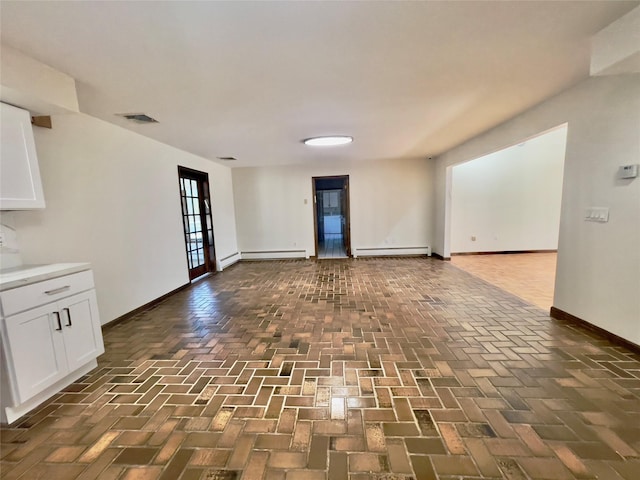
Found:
[1,258,639,479]
[450,252,557,311]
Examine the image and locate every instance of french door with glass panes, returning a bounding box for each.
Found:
[178,167,216,280]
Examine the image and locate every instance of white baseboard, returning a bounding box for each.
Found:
[353,246,431,258]
[217,252,241,270]
[240,249,309,260]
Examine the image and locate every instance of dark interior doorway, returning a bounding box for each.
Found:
[178,166,216,280]
[313,176,351,258]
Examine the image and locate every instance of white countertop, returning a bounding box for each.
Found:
[0,263,91,292]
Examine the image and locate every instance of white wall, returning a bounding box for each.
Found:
[232,157,433,257]
[12,113,238,325]
[450,125,566,253]
[590,6,640,76]
[435,74,640,345]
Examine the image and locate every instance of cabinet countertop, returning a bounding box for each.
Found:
[0,263,92,292]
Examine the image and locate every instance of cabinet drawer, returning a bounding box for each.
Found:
[0,270,95,316]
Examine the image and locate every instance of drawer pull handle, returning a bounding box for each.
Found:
[44,285,71,296]
[53,311,62,331]
[63,308,72,327]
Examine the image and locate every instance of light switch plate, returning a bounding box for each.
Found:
[585,207,609,222]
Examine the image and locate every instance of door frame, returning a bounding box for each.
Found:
[312,175,352,258]
[178,166,216,280]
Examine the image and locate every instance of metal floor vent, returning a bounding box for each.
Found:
[117,113,158,124]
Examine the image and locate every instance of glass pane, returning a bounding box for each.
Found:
[193,216,202,233]
[193,198,200,215]
[197,249,204,265]
[186,196,194,215]
[188,216,197,233]
[184,179,192,197]
[191,179,198,198]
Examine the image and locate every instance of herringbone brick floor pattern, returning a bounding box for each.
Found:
[1,258,639,479]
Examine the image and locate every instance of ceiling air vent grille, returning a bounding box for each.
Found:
[217,157,237,161]
[117,113,158,124]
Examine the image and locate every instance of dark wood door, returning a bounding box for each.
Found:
[316,191,324,242]
[341,179,351,256]
[178,167,216,280]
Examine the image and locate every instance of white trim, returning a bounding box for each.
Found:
[353,246,431,258]
[217,252,241,271]
[240,250,309,260]
[2,359,97,425]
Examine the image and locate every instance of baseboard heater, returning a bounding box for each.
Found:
[241,249,309,260]
[353,246,431,258]
[217,252,241,270]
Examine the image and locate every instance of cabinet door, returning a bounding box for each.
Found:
[3,305,67,404]
[0,103,46,210]
[58,290,104,372]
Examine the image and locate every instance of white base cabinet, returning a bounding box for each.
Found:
[0,267,104,424]
[3,303,67,405]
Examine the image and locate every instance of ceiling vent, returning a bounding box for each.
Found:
[217,157,237,161]
[117,113,158,124]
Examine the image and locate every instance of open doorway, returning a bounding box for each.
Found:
[313,176,351,259]
[448,124,567,310]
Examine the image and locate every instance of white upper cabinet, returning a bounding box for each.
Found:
[0,102,45,209]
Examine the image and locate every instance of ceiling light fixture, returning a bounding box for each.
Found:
[303,136,353,147]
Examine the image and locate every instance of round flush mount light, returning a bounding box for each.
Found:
[303,135,353,146]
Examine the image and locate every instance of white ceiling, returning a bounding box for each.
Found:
[1,1,637,168]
